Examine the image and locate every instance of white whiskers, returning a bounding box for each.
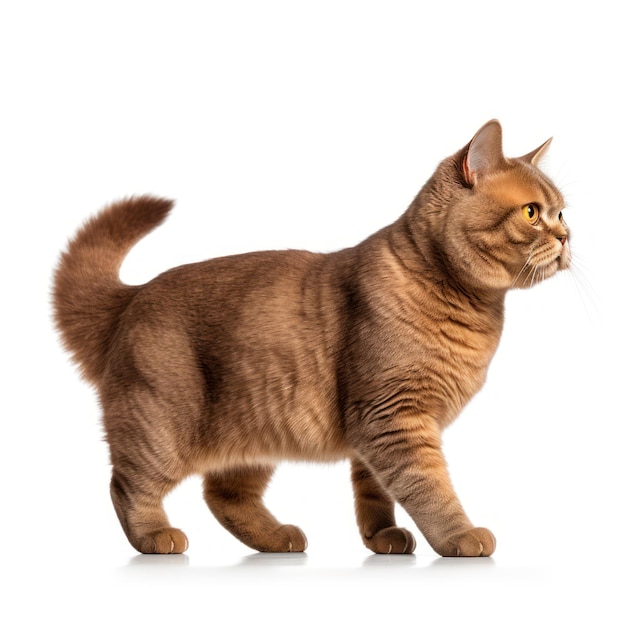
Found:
[528,263,546,289]
[511,248,535,289]
[566,249,601,322]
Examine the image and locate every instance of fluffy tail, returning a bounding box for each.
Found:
[53,195,174,385]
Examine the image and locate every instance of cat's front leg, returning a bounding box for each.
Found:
[353,413,495,557]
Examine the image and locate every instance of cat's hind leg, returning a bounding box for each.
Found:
[104,392,191,554]
[110,464,188,554]
[351,457,416,554]
[203,464,307,552]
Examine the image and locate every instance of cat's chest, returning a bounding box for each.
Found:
[422,310,498,366]
[431,316,500,405]
[379,293,503,419]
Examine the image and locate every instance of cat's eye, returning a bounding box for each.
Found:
[522,203,540,225]
[558,211,563,222]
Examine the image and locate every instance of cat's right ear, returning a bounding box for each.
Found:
[462,120,505,187]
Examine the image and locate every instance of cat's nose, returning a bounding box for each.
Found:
[557,235,567,245]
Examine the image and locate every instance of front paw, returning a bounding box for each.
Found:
[439,527,495,557]
[260,524,308,553]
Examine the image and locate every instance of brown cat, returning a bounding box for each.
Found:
[53,120,570,557]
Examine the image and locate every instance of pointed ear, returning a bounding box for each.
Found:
[520,137,552,166]
[462,119,506,186]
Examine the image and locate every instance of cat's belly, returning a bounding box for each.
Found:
[193,355,349,469]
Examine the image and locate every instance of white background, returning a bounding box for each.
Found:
[1,1,623,624]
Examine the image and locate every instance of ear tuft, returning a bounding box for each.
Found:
[463,120,505,186]
[520,137,552,166]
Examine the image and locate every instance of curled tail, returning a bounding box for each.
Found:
[53,195,174,385]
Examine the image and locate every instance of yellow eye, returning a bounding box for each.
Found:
[522,203,540,224]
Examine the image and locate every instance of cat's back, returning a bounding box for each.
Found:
[126,248,343,328]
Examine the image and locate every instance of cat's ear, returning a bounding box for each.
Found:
[519,137,553,166]
[462,120,506,187]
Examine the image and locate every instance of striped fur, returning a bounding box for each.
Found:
[53,120,569,556]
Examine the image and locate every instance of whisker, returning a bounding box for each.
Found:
[523,263,534,288]
[531,263,541,288]
[568,261,601,321]
[565,242,601,316]
[511,250,534,289]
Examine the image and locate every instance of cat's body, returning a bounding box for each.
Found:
[53,121,570,557]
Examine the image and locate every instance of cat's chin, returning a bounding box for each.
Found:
[546,248,571,280]
[510,245,570,289]
[544,260,561,281]
[558,245,572,271]
[508,261,558,290]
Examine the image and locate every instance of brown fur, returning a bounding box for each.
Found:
[53,120,570,557]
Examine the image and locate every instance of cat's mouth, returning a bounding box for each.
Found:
[558,242,572,270]
[512,244,568,288]
[535,247,570,281]
[542,252,568,276]
[533,240,570,273]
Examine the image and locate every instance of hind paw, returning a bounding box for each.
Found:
[137,528,189,554]
[365,527,416,554]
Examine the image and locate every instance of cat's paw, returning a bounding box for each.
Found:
[261,524,308,552]
[366,527,416,554]
[137,527,189,554]
[438,527,495,557]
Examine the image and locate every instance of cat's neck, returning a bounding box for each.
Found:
[386,155,506,310]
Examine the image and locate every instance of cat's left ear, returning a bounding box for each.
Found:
[519,137,553,166]
[462,120,506,187]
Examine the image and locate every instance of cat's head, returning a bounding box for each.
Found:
[440,120,570,291]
